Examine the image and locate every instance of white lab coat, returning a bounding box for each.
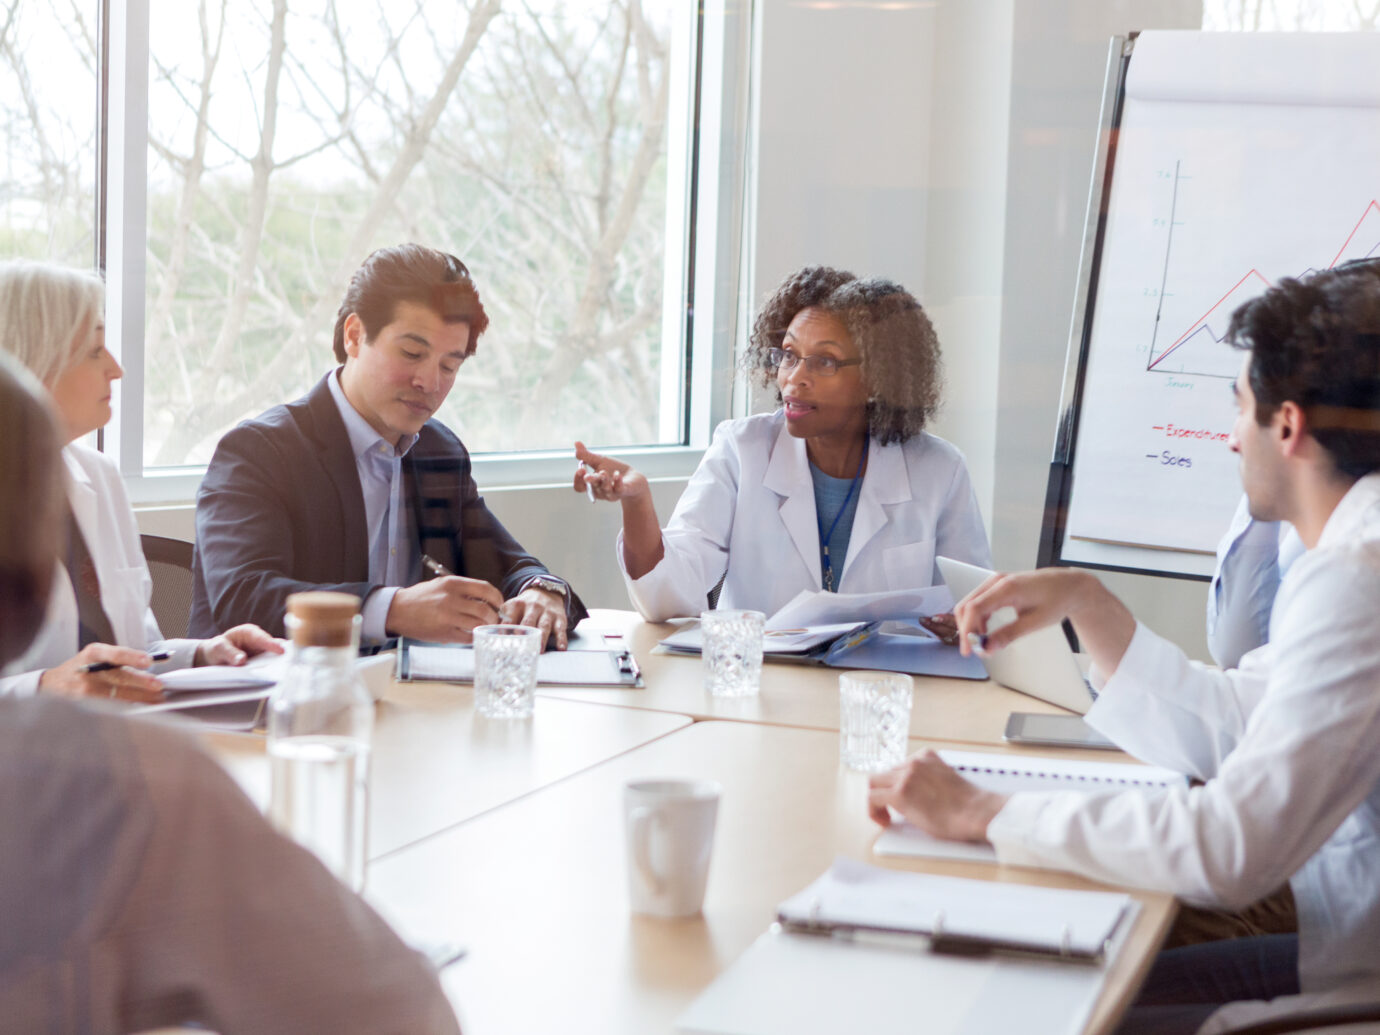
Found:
[987,472,1380,993]
[620,411,992,621]
[0,443,196,696]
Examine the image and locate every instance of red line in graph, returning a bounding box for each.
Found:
[1148,198,1380,373]
[1330,199,1380,268]
[1147,269,1271,371]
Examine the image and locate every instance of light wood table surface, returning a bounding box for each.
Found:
[540,610,1087,747]
[366,720,1175,1035]
[206,680,690,859]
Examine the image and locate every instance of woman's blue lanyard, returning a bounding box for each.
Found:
[817,437,869,593]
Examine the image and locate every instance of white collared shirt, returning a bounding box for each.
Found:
[326,368,419,642]
[988,472,1380,993]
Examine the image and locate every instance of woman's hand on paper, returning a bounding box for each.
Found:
[195,623,285,667]
[39,644,165,703]
[867,750,1007,843]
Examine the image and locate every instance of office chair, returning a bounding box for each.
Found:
[1219,1002,1380,1034]
[140,534,196,639]
[706,573,726,610]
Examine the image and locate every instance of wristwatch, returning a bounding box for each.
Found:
[520,575,570,604]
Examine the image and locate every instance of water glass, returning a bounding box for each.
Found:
[700,609,765,698]
[474,625,541,718]
[838,671,913,772]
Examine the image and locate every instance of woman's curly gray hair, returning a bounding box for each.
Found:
[746,265,943,445]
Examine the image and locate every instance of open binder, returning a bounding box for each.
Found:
[657,619,988,681]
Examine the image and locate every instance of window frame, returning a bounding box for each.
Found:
[98,0,756,505]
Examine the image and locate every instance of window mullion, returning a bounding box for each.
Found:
[103,0,150,480]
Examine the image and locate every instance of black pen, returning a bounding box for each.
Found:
[80,650,171,674]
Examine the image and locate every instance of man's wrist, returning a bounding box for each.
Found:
[519,575,569,604]
[966,791,1008,842]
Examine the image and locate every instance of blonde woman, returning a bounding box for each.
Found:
[0,260,280,700]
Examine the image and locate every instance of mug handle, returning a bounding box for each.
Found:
[629,806,664,895]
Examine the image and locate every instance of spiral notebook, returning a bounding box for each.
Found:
[873,749,1186,863]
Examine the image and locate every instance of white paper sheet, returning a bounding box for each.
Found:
[766,585,954,631]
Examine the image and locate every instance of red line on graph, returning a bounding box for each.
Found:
[1149,198,1380,373]
[1330,200,1380,268]
[1148,269,1272,371]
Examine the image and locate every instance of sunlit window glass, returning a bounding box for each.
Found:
[144,0,683,467]
[0,0,98,264]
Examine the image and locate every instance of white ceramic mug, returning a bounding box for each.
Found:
[623,778,722,917]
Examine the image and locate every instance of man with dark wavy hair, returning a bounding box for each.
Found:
[191,243,586,647]
[869,261,1380,1031]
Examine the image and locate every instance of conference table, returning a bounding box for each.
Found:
[209,683,690,858]
[540,609,1079,744]
[201,610,1176,1035]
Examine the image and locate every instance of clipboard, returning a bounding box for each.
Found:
[774,858,1131,963]
[395,635,644,688]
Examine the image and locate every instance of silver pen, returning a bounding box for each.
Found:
[422,554,453,577]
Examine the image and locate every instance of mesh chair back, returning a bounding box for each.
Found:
[706,573,726,610]
[140,535,196,640]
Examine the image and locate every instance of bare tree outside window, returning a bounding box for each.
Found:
[1202,0,1379,30]
[144,0,678,466]
[0,0,98,264]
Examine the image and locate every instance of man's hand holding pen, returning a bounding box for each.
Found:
[405,555,568,650]
[386,572,505,644]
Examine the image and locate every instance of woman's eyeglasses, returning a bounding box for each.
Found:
[767,347,862,377]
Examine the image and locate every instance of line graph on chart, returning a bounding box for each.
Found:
[1143,161,1380,381]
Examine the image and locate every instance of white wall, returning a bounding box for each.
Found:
[993,0,1211,659]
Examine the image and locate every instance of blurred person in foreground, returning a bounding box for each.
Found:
[867,263,1380,1033]
[0,260,280,701]
[575,265,990,622]
[0,352,461,1032]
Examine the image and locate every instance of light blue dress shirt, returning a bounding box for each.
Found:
[1207,494,1306,668]
[326,368,420,643]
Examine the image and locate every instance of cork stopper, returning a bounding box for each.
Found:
[285,591,360,648]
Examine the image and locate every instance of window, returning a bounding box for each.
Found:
[2,0,752,499]
[1202,0,1380,29]
[0,0,99,265]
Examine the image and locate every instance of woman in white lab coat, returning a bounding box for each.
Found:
[575,266,991,622]
[0,261,280,700]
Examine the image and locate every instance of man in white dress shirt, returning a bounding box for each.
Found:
[0,357,461,1032]
[868,262,1380,1032]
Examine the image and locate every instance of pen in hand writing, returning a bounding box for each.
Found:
[80,650,171,674]
[422,553,453,577]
